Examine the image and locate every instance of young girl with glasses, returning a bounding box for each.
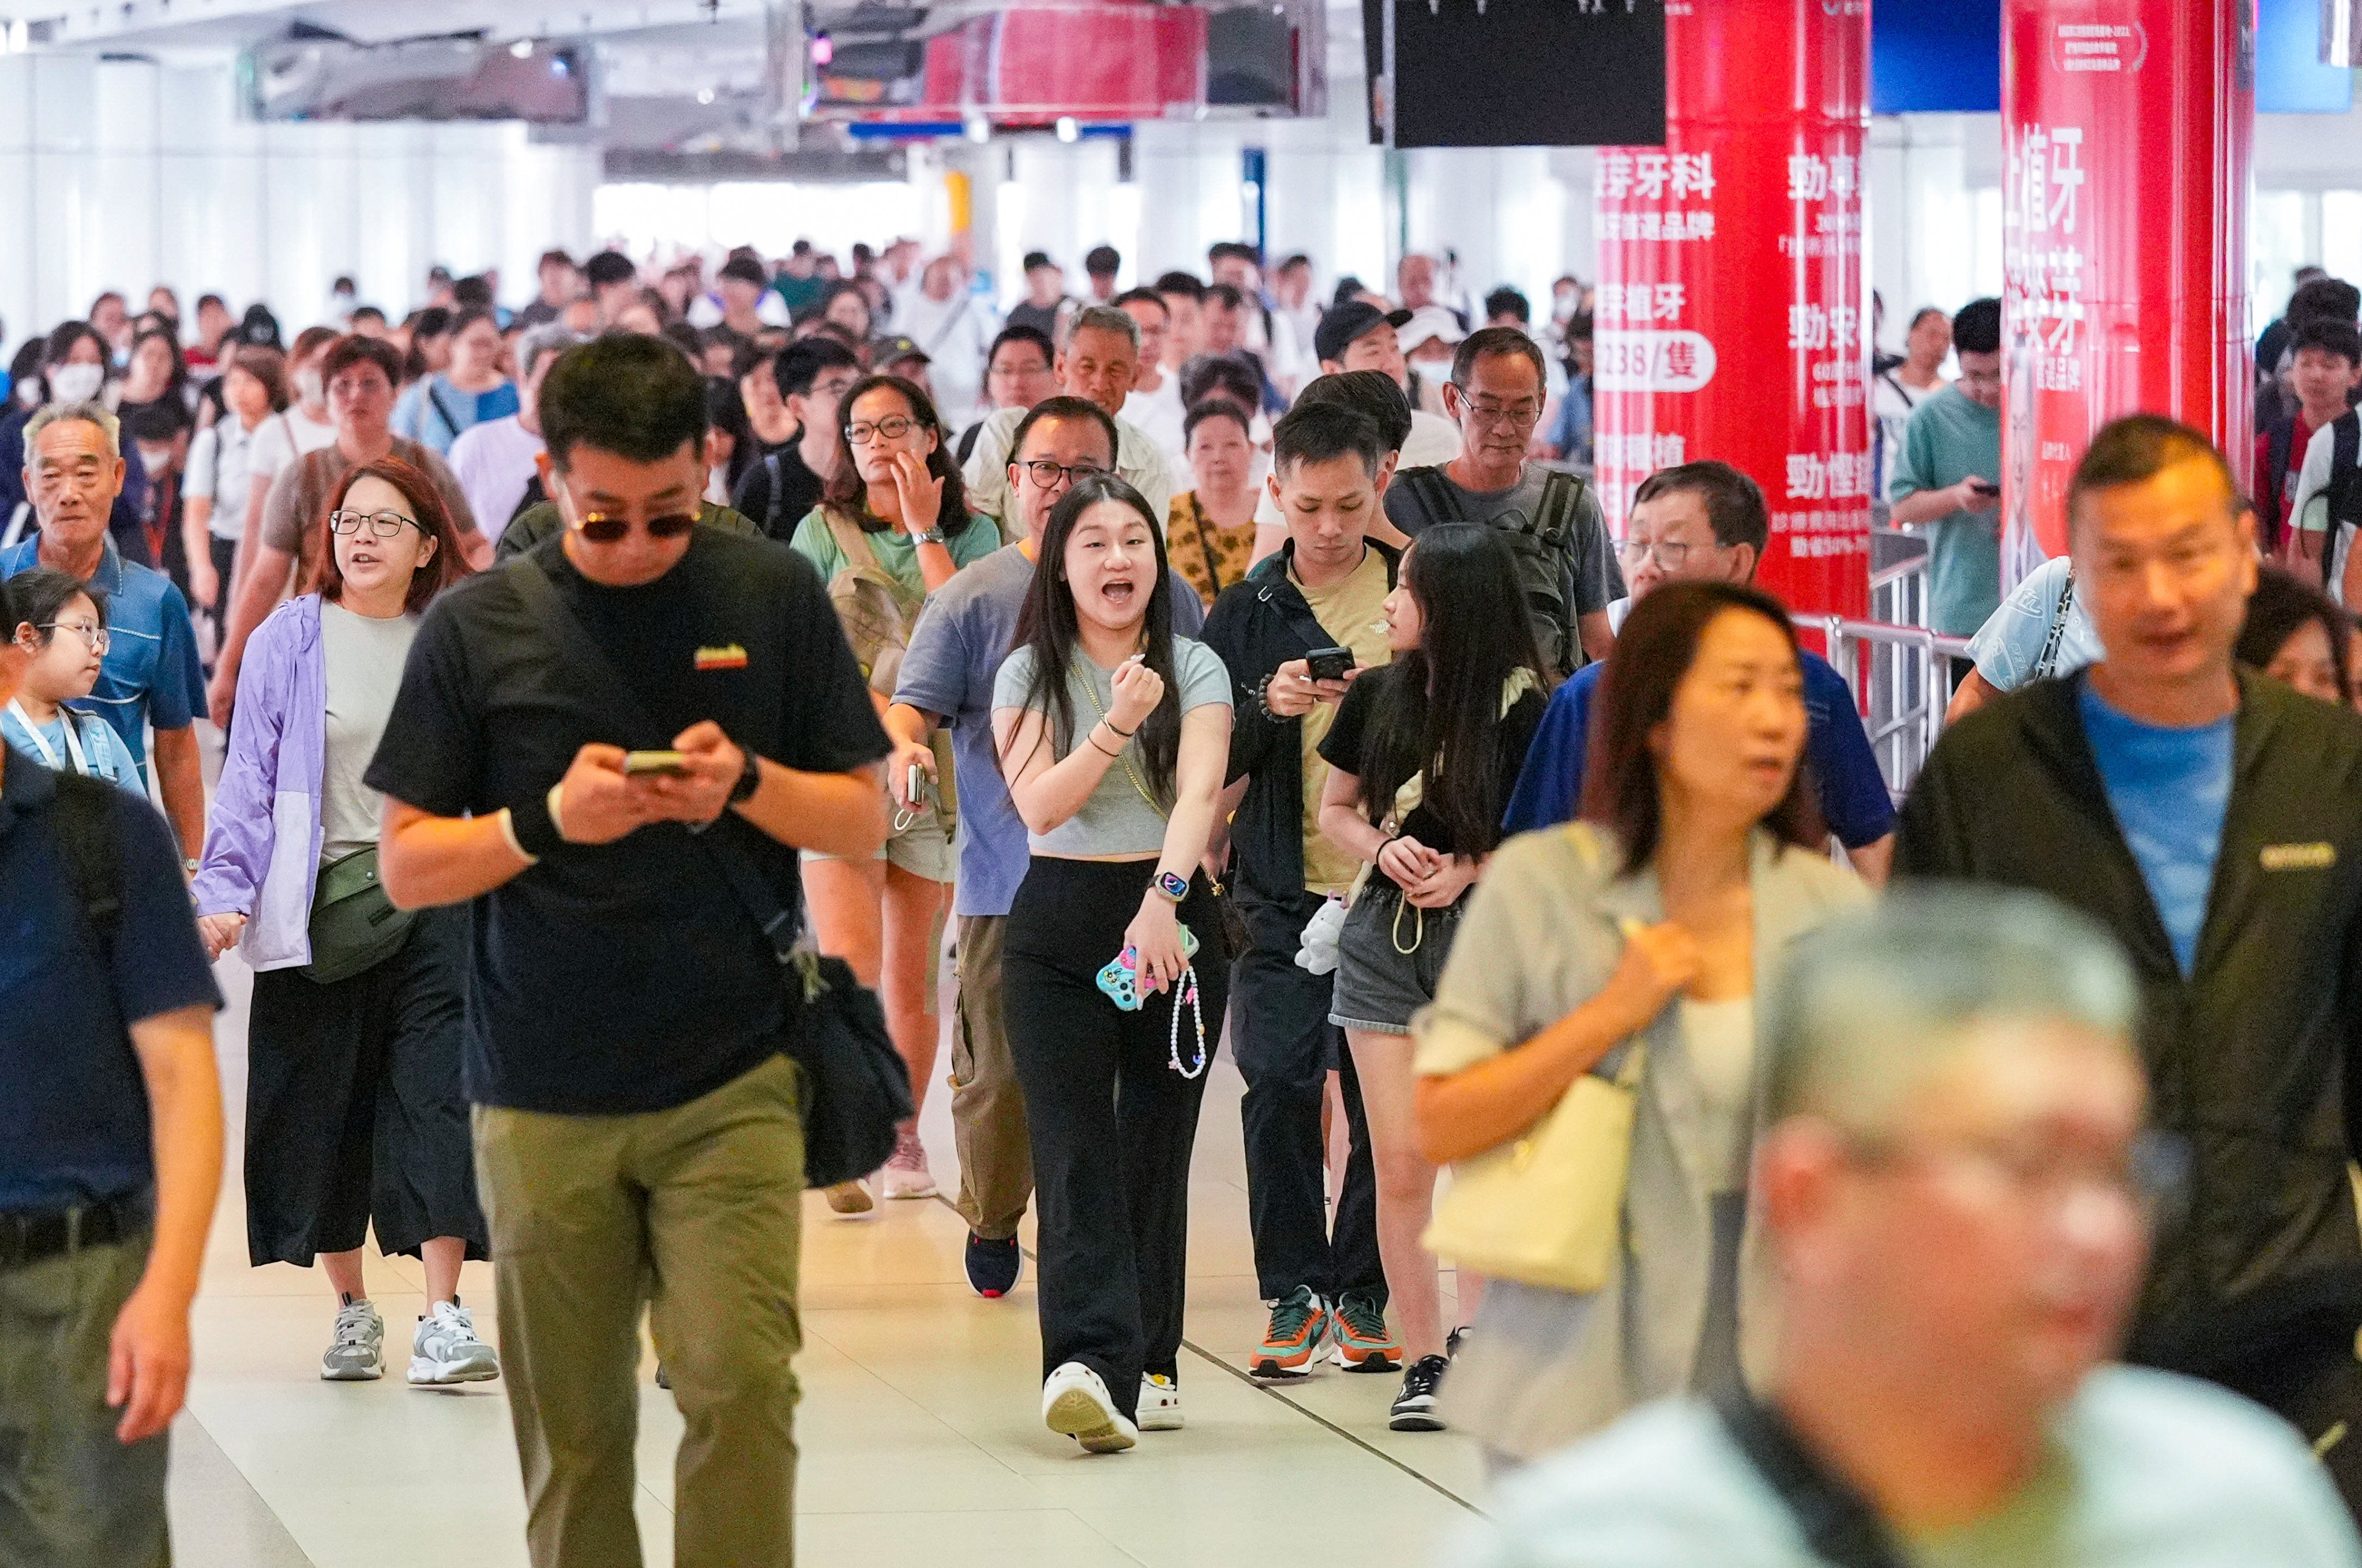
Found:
[1,567,144,792]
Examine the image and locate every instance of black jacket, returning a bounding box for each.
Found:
[1200,540,1400,907]
[1897,670,2362,1373]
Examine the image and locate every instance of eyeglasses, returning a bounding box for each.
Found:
[328,509,422,540]
[38,621,108,653]
[845,416,922,445]
[1618,539,1701,573]
[574,510,697,543]
[1845,1127,2188,1221]
[1020,459,1109,490]
[1452,390,1544,427]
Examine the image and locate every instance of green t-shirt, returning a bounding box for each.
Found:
[1888,383,2004,637]
[1452,1368,2361,1568]
[786,507,1002,600]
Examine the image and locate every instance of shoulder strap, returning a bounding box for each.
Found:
[2333,414,2362,520]
[763,453,787,536]
[955,421,983,467]
[2031,566,2078,683]
[1402,466,1455,524]
[1712,1387,1910,1568]
[1185,495,1227,597]
[52,770,123,961]
[1533,469,1582,546]
[426,381,468,443]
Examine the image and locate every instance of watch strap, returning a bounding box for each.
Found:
[728,745,763,803]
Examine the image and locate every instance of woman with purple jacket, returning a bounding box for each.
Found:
[192,456,496,1387]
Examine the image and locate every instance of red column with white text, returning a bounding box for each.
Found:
[2001,0,2253,564]
[1591,0,1873,620]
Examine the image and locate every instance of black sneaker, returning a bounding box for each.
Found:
[1446,1324,1470,1360]
[1389,1354,1450,1431]
[966,1232,1023,1298]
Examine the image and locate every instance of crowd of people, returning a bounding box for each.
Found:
[8,234,2362,1568]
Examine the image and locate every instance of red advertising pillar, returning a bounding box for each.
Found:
[1592,0,1873,621]
[2001,1,2253,563]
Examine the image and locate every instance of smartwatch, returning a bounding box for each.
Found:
[728,744,763,804]
[1152,870,1189,905]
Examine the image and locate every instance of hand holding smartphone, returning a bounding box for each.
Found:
[622,750,690,777]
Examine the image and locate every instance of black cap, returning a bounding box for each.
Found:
[236,303,283,349]
[1313,300,1412,366]
[870,334,930,366]
[1023,251,1056,273]
[718,255,769,288]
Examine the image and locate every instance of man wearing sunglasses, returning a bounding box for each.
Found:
[882,396,1207,1299]
[367,333,890,1568]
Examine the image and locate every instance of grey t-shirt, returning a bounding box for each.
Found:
[1381,464,1624,671]
[1447,1368,2362,1568]
[318,601,420,862]
[992,636,1231,858]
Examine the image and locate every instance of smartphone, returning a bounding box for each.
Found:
[622,750,690,776]
[1305,645,1357,683]
[1968,481,2000,497]
[906,764,934,809]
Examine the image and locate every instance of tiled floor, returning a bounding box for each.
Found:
[172,953,1489,1567]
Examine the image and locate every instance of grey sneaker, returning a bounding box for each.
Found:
[321,1298,385,1381]
[409,1299,501,1385]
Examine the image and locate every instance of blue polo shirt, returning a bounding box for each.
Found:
[1501,648,1897,849]
[0,749,220,1209]
[1,535,206,782]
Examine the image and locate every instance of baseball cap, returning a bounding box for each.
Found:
[871,334,930,367]
[1313,300,1413,366]
[1399,304,1467,352]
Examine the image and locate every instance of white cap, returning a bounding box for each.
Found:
[1399,304,1466,351]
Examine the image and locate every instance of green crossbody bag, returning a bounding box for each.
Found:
[302,847,414,984]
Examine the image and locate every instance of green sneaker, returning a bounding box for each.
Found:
[1328,1288,1402,1373]
[1248,1285,1331,1381]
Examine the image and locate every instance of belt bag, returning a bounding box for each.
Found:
[302,847,413,984]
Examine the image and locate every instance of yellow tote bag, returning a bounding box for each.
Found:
[1421,890,1647,1295]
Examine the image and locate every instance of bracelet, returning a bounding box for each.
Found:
[1088,734,1123,758]
[1101,717,1136,739]
[1255,672,1286,721]
[508,790,564,860]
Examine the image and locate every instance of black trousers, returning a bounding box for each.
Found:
[245,905,489,1268]
[1002,857,1228,1420]
[1230,887,1385,1308]
[2203,1321,2362,1520]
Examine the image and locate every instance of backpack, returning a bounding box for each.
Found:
[2327,411,2362,552]
[2263,413,2302,554]
[817,510,960,826]
[51,770,123,964]
[1398,465,1589,678]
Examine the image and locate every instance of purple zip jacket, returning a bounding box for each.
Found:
[193,594,326,969]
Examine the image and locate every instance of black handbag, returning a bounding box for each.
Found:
[506,555,912,1189]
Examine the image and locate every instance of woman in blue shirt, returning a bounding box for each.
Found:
[390,307,518,455]
[1,568,145,793]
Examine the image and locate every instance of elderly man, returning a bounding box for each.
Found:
[1901,414,2362,1518]
[894,256,994,424]
[445,324,587,540]
[960,304,1181,524]
[1456,891,2362,1568]
[0,402,207,860]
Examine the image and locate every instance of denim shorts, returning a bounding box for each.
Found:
[1326,883,1464,1035]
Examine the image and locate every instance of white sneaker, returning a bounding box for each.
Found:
[1138,1373,1183,1431]
[321,1297,384,1381]
[881,1130,938,1200]
[1042,1362,1138,1453]
[409,1299,501,1385]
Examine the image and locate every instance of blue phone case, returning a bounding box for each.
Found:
[1096,923,1200,1012]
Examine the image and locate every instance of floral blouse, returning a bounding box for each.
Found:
[1166,491,1261,610]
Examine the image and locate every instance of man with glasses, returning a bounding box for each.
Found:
[1889,296,2006,671]
[730,337,863,542]
[1381,325,1620,678]
[212,334,487,724]
[369,333,891,1567]
[1456,892,2362,1567]
[1501,461,1894,883]
[960,304,1181,527]
[882,396,1205,1298]
[1901,415,2362,1521]
[953,325,1058,468]
[2,401,208,861]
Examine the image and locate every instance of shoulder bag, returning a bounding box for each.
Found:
[506,554,913,1189]
[1713,1386,1910,1568]
[302,847,414,984]
[1420,822,1646,1294]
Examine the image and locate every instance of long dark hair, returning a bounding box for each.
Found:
[1581,580,1824,876]
[1354,525,1542,855]
[2238,563,2355,705]
[821,373,975,539]
[998,472,1182,803]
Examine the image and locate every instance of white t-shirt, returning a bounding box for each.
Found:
[1124,374,1188,470]
[184,413,273,540]
[445,414,546,543]
[248,407,336,490]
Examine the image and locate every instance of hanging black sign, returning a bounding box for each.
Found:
[1365,0,1668,148]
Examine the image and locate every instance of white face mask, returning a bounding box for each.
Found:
[294,368,324,405]
[47,363,104,404]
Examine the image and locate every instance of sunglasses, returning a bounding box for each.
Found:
[574,511,697,543]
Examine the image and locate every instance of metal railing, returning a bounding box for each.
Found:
[1794,531,1973,799]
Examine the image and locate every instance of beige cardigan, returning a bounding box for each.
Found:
[1413,822,1868,1462]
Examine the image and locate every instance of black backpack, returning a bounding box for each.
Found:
[1397,465,1590,678]
[2326,411,2362,562]
[51,770,124,962]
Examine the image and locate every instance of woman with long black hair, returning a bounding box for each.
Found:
[993,472,1234,1453]
[1314,523,1548,1430]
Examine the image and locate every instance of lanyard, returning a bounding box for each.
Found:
[6,698,89,775]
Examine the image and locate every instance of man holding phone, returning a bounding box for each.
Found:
[1889,296,2006,669]
[367,334,890,1568]
[1201,403,1401,1381]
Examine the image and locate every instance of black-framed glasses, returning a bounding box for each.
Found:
[37,621,108,653]
[576,511,696,543]
[1020,459,1109,489]
[1619,539,1699,573]
[328,509,421,540]
[845,416,922,445]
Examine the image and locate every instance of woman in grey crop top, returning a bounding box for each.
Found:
[987,473,1234,1452]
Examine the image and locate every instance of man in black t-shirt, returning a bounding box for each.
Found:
[369,334,889,1568]
[729,336,859,539]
